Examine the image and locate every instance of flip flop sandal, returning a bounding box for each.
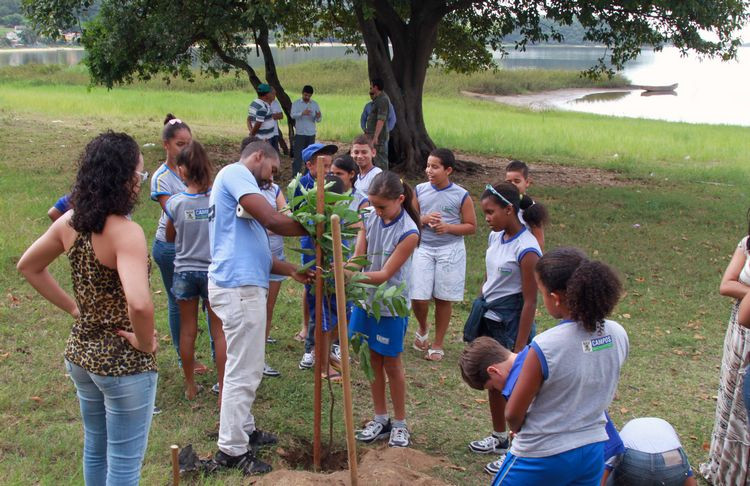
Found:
[413,331,430,352]
[293,331,306,342]
[424,348,445,361]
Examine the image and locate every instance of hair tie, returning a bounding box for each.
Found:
[167,118,183,126]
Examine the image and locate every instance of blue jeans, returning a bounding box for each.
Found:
[612,448,692,486]
[66,360,157,486]
[172,271,209,301]
[152,239,181,356]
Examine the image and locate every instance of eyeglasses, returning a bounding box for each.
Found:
[136,170,149,183]
[485,184,513,206]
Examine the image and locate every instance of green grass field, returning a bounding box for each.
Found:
[0,62,746,484]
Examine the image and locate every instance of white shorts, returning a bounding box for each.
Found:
[410,240,466,302]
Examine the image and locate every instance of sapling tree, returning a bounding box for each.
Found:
[285,175,408,380]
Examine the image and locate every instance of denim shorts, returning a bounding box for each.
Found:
[172,271,209,301]
[613,448,692,486]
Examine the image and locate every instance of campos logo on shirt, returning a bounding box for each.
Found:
[500,267,513,276]
[376,334,390,345]
[185,207,213,221]
[581,335,613,353]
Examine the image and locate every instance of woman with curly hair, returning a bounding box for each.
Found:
[18,131,158,485]
[494,247,629,485]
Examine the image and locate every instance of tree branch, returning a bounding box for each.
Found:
[206,37,262,87]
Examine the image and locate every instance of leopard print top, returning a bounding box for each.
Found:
[64,233,157,376]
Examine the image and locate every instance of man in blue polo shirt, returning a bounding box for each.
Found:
[208,140,311,476]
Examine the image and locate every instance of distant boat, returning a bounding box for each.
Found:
[629,83,678,92]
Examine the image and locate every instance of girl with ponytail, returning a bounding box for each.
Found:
[348,171,420,448]
[496,247,629,485]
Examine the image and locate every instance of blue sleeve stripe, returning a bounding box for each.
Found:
[397,229,419,243]
[517,248,542,263]
[358,198,369,209]
[151,191,170,201]
[460,191,469,206]
[530,341,548,380]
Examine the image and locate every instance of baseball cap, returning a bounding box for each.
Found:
[302,143,338,163]
[256,83,272,95]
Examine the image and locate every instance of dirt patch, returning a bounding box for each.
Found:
[449,151,630,188]
[201,139,630,190]
[250,447,452,485]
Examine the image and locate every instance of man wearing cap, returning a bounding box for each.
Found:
[364,78,391,170]
[290,85,322,176]
[247,84,278,150]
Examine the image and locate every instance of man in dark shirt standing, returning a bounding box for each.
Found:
[364,78,390,170]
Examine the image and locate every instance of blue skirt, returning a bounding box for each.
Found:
[348,306,408,357]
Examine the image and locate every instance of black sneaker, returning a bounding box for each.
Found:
[248,429,278,448]
[211,450,271,476]
[355,419,392,443]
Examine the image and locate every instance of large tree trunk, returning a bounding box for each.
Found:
[355,2,440,174]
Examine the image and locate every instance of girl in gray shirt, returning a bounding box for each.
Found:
[496,247,628,485]
[165,141,227,403]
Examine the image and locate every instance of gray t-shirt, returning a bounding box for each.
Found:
[510,319,629,458]
[415,182,469,247]
[165,191,212,273]
[261,183,284,257]
[361,209,419,316]
[150,162,186,242]
[354,166,382,196]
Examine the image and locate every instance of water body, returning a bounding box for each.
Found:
[2,44,747,126]
[501,45,750,126]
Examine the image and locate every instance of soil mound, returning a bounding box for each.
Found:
[250,446,451,485]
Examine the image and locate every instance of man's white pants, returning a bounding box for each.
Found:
[209,284,267,457]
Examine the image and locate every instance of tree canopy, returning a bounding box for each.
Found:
[24,0,749,172]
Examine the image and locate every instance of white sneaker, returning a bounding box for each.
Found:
[388,426,410,448]
[469,434,509,454]
[355,419,391,443]
[299,351,314,369]
[485,454,506,475]
[331,343,342,363]
[263,363,281,377]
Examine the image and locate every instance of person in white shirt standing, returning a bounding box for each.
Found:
[290,85,322,176]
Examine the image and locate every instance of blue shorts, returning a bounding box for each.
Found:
[172,271,209,301]
[348,306,408,357]
[493,441,604,486]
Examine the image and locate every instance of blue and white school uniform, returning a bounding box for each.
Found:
[353,166,382,196]
[349,209,419,357]
[261,183,287,282]
[479,226,541,348]
[411,182,470,302]
[494,319,629,485]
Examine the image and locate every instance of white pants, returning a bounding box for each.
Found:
[209,284,268,456]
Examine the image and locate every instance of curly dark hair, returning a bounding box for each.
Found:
[536,247,622,333]
[70,131,141,234]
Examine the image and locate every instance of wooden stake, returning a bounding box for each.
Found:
[313,156,325,471]
[331,214,359,486]
[170,445,179,486]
